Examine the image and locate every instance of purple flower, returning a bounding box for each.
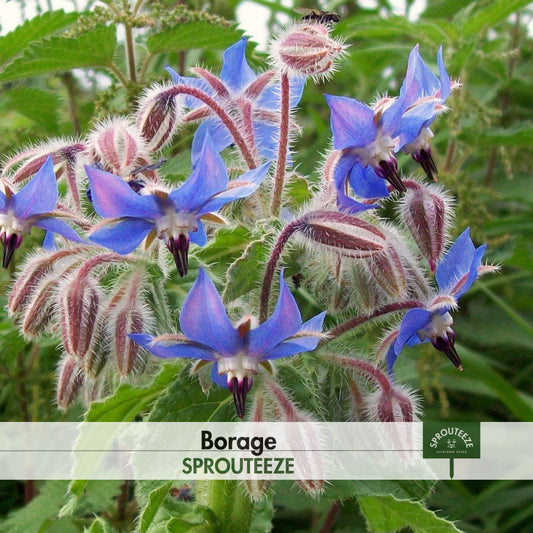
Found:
[87,135,269,276]
[130,268,326,418]
[387,228,489,373]
[397,45,453,180]
[325,93,409,193]
[0,156,84,267]
[167,38,304,164]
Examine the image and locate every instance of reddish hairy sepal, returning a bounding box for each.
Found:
[298,210,386,258]
[56,356,84,409]
[59,276,101,358]
[400,182,452,271]
[190,68,229,98]
[136,84,184,152]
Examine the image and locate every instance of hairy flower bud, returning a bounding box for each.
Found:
[363,226,408,299]
[365,384,420,422]
[399,182,452,271]
[60,275,101,358]
[88,118,149,177]
[104,271,149,376]
[297,210,386,258]
[57,356,84,409]
[270,23,346,81]
[136,83,185,152]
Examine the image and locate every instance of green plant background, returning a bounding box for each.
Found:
[0,0,532,531]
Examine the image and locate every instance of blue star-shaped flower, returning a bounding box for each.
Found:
[397,45,452,179]
[130,268,326,417]
[325,93,410,194]
[167,38,304,164]
[0,156,84,267]
[86,135,270,276]
[386,228,488,373]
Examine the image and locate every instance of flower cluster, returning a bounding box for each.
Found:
[2,12,495,433]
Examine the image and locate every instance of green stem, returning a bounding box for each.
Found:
[197,480,254,533]
[108,64,129,88]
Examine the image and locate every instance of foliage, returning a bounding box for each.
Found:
[1,0,532,532]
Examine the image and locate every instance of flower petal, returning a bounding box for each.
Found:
[261,311,326,360]
[197,162,270,214]
[394,308,432,354]
[171,133,228,210]
[188,219,207,246]
[437,46,451,101]
[191,120,233,167]
[165,65,211,108]
[325,94,377,149]
[85,166,160,219]
[0,190,8,212]
[179,268,240,356]
[13,156,57,219]
[210,362,229,388]
[34,217,85,244]
[436,227,486,297]
[248,272,303,357]
[347,163,389,199]
[397,100,437,147]
[129,333,215,360]
[89,218,154,254]
[220,38,256,92]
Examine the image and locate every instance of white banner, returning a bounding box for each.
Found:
[0,422,531,480]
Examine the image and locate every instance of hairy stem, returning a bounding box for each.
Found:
[170,85,257,169]
[270,73,291,216]
[124,23,137,83]
[322,300,424,344]
[259,219,303,322]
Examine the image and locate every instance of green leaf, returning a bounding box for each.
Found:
[138,483,173,533]
[148,372,234,422]
[147,22,243,53]
[195,226,253,275]
[0,10,79,66]
[86,363,182,422]
[223,236,270,302]
[458,0,532,38]
[0,25,117,83]
[0,87,60,131]
[324,480,434,502]
[85,517,118,533]
[477,123,533,146]
[358,495,462,533]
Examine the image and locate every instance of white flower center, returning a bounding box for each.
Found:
[355,134,398,168]
[417,311,453,342]
[155,209,197,240]
[217,353,259,384]
[0,211,27,238]
[403,127,434,154]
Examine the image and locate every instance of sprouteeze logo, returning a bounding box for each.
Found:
[423,422,481,478]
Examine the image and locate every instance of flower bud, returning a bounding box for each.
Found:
[21,275,59,338]
[88,118,149,177]
[365,384,420,422]
[297,210,386,258]
[57,356,84,409]
[59,274,101,358]
[270,23,346,81]
[399,182,451,271]
[135,83,185,152]
[8,249,82,315]
[363,226,408,299]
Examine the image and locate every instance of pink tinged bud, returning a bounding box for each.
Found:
[365,384,419,423]
[271,24,345,81]
[20,275,59,337]
[57,356,84,409]
[8,249,83,315]
[60,275,100,358]
[400,183,450,271]
[298,210,386,258]
[89,118,148,177]
[363,231,407,298]
[190,68,229,98]
[136,84,184,152]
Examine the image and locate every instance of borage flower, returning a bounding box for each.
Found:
[398,45,456,180]
[325,93,408,194]
[386,228,496,373]
[166,38,304,164]
[130,268,326,418]
[86,136,270,276]
[0,156,84,267]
